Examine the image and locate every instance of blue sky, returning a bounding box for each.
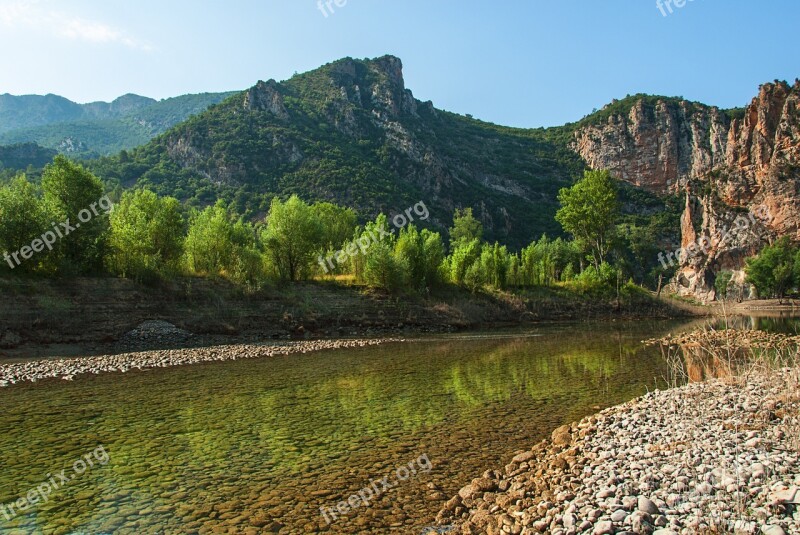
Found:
[0,0,797,127]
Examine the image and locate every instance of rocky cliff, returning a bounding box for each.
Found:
[573,81,800,300]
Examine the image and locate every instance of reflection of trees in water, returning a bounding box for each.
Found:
[443,328,663,406]
[443,344,620,407]
[173,332,660,473]
[708,314,800,333]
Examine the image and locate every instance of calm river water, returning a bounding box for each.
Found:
[0,320,728,534]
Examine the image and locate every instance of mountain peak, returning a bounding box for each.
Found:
[243,79,288,119]
[369,55,405,92]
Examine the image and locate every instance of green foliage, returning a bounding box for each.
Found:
[107,189,185,281]
[0,175,49,273]
[41,156,108,274]
[311,202,358,251]
[420,229,446,289]
[512,235,579,287]
[445,238,482,286]
[448,207,483,246]
[745,237,797,300]
[568,262,621,294]
[556,169,619,271]
[184,201,257,280]
[262,195,324,281]
[364,239,404,292]
[351,215,395,289]
[393,225,444,291]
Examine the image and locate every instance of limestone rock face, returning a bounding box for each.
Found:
[574,81,800,301]
[243,79,289,119]
[574,100,730,193]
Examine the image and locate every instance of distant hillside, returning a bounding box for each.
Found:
[0,92,237,157]
[0,142,57,170]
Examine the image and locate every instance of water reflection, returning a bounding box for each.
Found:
[656,313,800,382]
[708,313,800,333]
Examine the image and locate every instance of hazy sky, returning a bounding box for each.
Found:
[0,0,797,127]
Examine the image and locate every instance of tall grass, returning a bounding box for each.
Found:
[647,326,800,452]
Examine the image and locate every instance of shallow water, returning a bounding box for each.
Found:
[0,321,693,534]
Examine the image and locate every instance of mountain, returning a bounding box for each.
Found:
[573,81,800,300]
[0,92,237,157]
[91,55,595,247]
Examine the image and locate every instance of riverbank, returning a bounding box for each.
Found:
[435,371,800,535]
[0,276,699,359]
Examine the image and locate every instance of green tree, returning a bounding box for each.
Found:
[483,242,510,289]
[745,237,796,302]
[262,195,323,281]
[445,238,482,286]
[365,240,404,292]
[420,229,445,290]
[107,189,185,280]
[348,214,401,291]
[184,201,241,276]
[394,225,445,291]
[556,169,619,272]
[312,202,357,251]
[41,156,109,274]
[448,207,483,247]
[0,175,49,273]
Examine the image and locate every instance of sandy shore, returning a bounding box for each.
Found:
[436,372,800,535]
[0,338,404,387]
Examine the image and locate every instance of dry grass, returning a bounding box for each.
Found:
[646,326,800,453]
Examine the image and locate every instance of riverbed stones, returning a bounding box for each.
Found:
[436,371,800,535]
[638,497,660,515]
[0,338,405,386]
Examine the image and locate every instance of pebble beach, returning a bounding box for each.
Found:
[437,371,800,535]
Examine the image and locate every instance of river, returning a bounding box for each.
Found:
[0,319,763,534]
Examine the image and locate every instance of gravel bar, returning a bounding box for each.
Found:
[0,338,404,387]
[436,372,800,535]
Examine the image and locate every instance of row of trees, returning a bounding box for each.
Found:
[0,158,359,286]
[1,159,634,294]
